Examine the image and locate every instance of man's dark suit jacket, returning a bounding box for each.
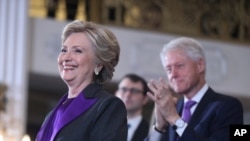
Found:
[36,83,127,141]
[160,87,243,141]
[131,118,149,141]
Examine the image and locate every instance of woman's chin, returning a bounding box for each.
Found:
[62,77,74,83]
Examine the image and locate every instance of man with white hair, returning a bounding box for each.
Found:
[147,37,243,141]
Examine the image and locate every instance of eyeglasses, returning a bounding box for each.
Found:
[118,87,143,95]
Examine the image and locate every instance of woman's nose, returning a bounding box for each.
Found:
[63,51,72,61]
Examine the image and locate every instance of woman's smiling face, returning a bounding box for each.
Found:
[58,32,96,86]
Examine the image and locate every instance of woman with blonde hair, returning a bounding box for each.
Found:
[36,20,127,141]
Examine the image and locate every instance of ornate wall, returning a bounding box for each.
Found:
[102,0,250,44]
[29,0,250,44]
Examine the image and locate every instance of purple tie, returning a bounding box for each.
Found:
[182,100,196,123]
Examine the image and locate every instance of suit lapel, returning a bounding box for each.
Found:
[188,88,215,126]
[37,83,101,141]
[132,118,149,141]
[51,93,97,140]
[166,88,215,141]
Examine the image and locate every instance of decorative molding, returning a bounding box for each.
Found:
[203,46,227,83]
[44,33,61,60]
[29,0,250,45]
[102,0,250,45]
[131,40,166,79]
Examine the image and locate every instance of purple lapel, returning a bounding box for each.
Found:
[36,92,97,141]
[51,92,97,140]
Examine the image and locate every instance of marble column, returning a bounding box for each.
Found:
[0,0,29,140]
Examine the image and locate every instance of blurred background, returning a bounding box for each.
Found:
[1,0,250,140]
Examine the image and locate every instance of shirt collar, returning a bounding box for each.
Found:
[184,83,208,104]
[128,115,142,126]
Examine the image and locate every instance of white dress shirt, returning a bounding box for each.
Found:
[127,115,142,141]
[148,84,209,141]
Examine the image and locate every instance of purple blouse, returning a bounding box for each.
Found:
[36,92,97,141]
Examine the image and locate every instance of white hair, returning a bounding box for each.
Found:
[160,37,206,67]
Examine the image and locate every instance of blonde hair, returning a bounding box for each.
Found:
[62,20,120,84]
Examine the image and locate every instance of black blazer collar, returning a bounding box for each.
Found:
[82,82,103,98]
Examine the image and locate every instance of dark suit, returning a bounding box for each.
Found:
[131,118,149,141]
[36,82,127,141]
[160,87,243,141]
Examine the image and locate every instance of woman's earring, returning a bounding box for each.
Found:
[94,68,99,75]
